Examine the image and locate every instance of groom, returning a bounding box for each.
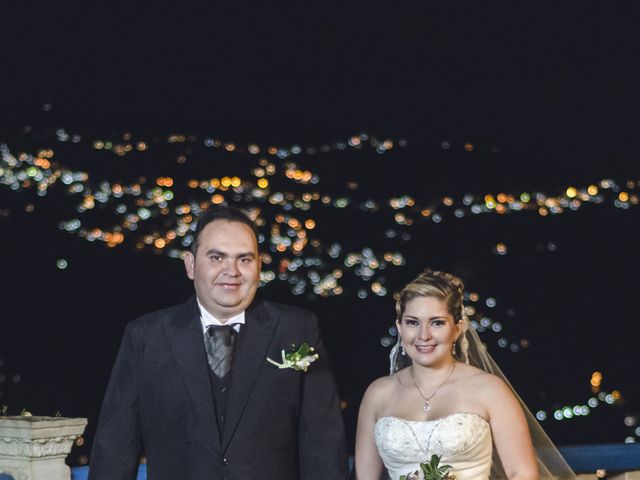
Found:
[89,205,349,480]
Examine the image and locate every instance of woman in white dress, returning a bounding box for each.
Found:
[355,270,575,480]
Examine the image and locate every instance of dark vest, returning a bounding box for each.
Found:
[207,353,233,438]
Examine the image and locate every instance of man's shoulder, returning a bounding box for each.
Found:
[260,299,316,321]
[126,297,195,333]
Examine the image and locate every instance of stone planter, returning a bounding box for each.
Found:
[0,416,87,480]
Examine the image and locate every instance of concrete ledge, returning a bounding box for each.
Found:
[0,417,87,480]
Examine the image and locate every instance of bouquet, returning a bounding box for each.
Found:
[400,454,455,480]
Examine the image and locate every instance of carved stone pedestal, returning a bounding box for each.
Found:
[0,416,87,480]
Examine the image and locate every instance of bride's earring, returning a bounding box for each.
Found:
[401,345,406,356]
[451,342,457,356]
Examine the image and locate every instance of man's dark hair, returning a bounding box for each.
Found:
[190,205,259,254]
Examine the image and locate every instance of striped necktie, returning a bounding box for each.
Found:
[204,325,237,378]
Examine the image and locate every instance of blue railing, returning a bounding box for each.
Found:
[70,465,147,480]
[2,443,639,479]
[559,443,640,472]
[0,466,148,480]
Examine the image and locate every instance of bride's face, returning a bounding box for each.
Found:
[396,295,461,368]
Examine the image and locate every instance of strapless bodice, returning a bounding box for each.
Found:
[374,412,492,480]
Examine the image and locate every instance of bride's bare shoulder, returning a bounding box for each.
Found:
[365,373,396,394]
[455,363,513,397]
[360,370,409,417]
[456,362,490,377]
[363,369,408,399]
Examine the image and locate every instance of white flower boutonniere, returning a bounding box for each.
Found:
[267,342,319,372]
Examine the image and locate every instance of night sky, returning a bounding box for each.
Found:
[1,3,639,464]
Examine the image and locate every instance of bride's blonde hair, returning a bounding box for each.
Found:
[395,269,465,324]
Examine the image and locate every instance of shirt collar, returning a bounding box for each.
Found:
[196,298,245,334]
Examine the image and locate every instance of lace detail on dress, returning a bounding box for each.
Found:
[374,413,493,480]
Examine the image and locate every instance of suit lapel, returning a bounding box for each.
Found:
[165,297,221,453]
[221,299,280,451]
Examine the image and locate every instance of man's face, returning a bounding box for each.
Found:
[183,220,261,321]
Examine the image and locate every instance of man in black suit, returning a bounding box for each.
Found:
[89,206,349,480]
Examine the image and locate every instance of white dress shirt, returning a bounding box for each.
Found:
[196,298,245,334]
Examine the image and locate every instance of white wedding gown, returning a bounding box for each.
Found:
[375,412,492,480]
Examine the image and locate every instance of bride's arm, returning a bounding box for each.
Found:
[484,375,539,480]
[355,380,387,480]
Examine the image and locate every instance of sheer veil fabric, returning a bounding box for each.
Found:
[389,313,577,479]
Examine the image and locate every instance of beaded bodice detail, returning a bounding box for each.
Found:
[374,412,492,480]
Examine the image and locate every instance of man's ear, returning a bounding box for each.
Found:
[183,251,195,280]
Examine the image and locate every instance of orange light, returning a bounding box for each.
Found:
[34,158,51,169]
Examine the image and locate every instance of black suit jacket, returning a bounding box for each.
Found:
[89,296,349,480]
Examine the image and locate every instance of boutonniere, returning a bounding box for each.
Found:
[267,342,319,372]
[400,454,454,480]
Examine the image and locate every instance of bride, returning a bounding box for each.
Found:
[355,270,575,480]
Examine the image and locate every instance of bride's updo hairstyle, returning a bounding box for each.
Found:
[395,269,465,324]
